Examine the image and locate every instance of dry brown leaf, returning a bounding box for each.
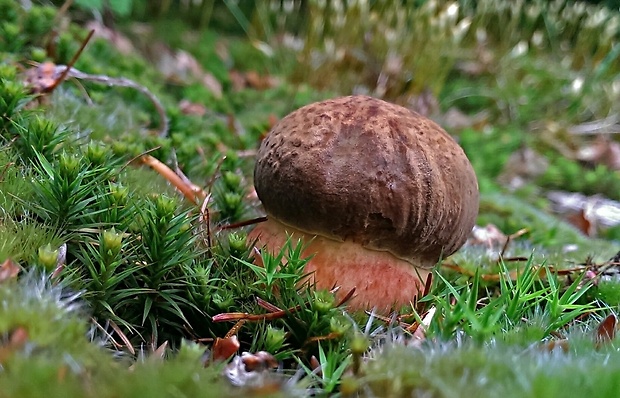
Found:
[108,319,135,355]
[22,61,61,94]
[468,224,508,248]
[178,99,207,116]
[567,208,596,237]
[229,70,246,92]
[577,136,620,171]
[548,191,620,229]
[241,351,278,372]
[202,72,223,98]
[498,147,549,190]
[151,340,169,360]
[0,327,29,365]
[212,335,240,362]
[540,339,569,353]
[228,70,279,91]
[0,258,20,282]
[595,313,617,347]
[85,20,135,55]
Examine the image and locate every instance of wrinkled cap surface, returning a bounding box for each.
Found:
[254,95,479,267]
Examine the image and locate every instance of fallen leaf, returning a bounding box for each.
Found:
[229,70,246,92]
[202,72,223,98]
[548,191,620,229]
[85,20,135,55]
[0,327,29,365]
[108,319,135,355]
[595,313,617,347]
[467,224,508,248]
[567,209,595,237]
[228,70,279,91]
[540,339,569,353]
[179,99,207,116]
[152,340,169,360]
[241,351,278,372]
[0,258,20,282]
[212,335,240,362]
[22,61,59,94]
[224,353,283,392]
[576,136,620,171]
[498,147,549,190]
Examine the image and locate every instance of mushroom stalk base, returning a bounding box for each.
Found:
[249,219,431,312]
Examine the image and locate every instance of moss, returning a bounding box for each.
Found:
[360,339,620,398]
[595,279,620,306]
[3,1,620,395]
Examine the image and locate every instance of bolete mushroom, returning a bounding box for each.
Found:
[249,95,479,311]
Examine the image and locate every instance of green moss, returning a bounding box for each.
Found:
[537,158,620,201]
[0,274,273,398]
[3,1,620,395]
[360,339,620,398]
[595,279,620,306]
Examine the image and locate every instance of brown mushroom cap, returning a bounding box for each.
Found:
[254,95,479,268]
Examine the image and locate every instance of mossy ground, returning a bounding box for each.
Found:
[2,1,620,397]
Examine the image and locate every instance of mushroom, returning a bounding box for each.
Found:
[249,95,479,311]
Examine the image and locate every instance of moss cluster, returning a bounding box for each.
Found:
[2,0,620,396]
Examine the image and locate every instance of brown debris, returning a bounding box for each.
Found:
[241,351,278,372]
[595,313,617,347]
[140,154,206,204]
[85,20,135,55]
[576,135,620,171]
[0,259,20,283]
[211,335,240,362]
[547,191,620,235]
[228,70,279,91]
[0,327,29,365]
[498,147,549,190]
[179,99,207,116]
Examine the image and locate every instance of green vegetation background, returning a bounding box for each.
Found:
[2,0,620,397]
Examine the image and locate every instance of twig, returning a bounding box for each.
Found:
[0,162,14,182]
[91,318,123,351]
[335,287,356,307]
[46,30,95,93]
[225,320,246,338]
[499,228,529,258]
[217,216,268,231]
[108,319,136,355]
[141,154,206,204]
[212,303,304,322]
[256,297,283,313]
[47,65,169,137]
[200,193,212,249]
[121,146,161,172]
[205,155,227,193]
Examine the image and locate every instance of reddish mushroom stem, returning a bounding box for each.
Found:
[249,218,431,312]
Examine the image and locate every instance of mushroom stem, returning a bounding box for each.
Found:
[249,218,431,312]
